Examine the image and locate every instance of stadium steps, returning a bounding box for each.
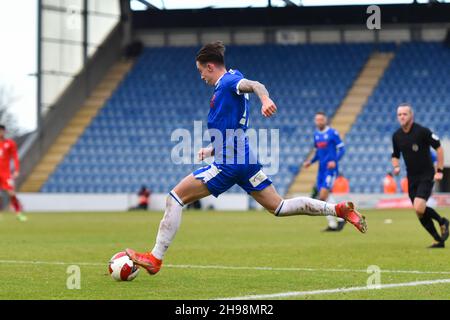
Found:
[286,52,394,196]
[20,61,134,192]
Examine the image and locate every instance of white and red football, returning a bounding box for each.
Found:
[108,251,140,281]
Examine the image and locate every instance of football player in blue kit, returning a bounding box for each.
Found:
[304,112,346,232]
[126,42,367,275]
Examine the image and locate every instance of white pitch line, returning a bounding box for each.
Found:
[0,260,103,266]
[1,259,450,276]
[217,278,450,300]
[163,264,450,275]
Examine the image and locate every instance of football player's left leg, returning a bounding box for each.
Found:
[252,186,366,233]
[251,185,337,217]
[319,187,338,230]
[322,177,345,230]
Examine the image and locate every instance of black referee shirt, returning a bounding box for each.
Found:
[392,122,441,179]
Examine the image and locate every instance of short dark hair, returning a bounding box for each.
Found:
[0,125,5,130]
[398,102,411,107]
[196,41,225,66]
[398,102,414,113]
[315,111,327,117]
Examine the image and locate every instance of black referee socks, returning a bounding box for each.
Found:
[419,213,442,242]
[425,207,444,225]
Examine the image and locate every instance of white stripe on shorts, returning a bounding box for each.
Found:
[195,164,222,183]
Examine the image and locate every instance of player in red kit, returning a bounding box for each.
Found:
[0,125,26,221]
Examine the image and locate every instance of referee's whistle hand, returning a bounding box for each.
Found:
[434,172,443,181]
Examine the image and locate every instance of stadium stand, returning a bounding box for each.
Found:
[288,51,394,195]
[341,42,450,193]
[40,43,374,195]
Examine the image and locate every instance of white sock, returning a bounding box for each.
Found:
[325,196,344,224]
[151,191,184,260]
[275,197,336,217]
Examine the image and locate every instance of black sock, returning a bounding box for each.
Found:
[425,207,444,225]
[419,214,442,242]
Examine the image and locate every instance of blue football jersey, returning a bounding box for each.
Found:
[312,127,345,171]
[192,69,272,197]
[208,69,253,164]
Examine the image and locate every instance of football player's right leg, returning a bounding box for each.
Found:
[173,173,212,205]
[127,174,211,274]
[153,174,211,259]
[414,197,442,244]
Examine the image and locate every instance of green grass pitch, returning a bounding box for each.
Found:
[0,208,449,300]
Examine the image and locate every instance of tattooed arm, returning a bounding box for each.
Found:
[237,79,277,117]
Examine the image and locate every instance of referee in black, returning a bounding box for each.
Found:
[392,103,449,248]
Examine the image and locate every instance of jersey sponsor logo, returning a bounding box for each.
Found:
[249,170,268,188]
[316,141,328,149]
[210,94,216,108]
[432,133,440,141]
[412,144,419,152]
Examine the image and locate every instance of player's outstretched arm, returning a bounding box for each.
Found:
[237,79,277,117]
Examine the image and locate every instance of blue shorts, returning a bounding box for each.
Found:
[193,162,272,197]
[317,169,338,191]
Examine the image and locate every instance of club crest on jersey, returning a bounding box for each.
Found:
[412,144,419,152]
[210,94,216,108]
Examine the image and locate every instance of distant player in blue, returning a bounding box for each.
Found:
[126,42,366,275]
[430,149,438,167]
[304,112,346,232]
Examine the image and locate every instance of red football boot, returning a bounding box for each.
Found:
[125,248,162,275]
[335,202,367,233]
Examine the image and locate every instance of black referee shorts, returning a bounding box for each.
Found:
[408,177,434,203]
